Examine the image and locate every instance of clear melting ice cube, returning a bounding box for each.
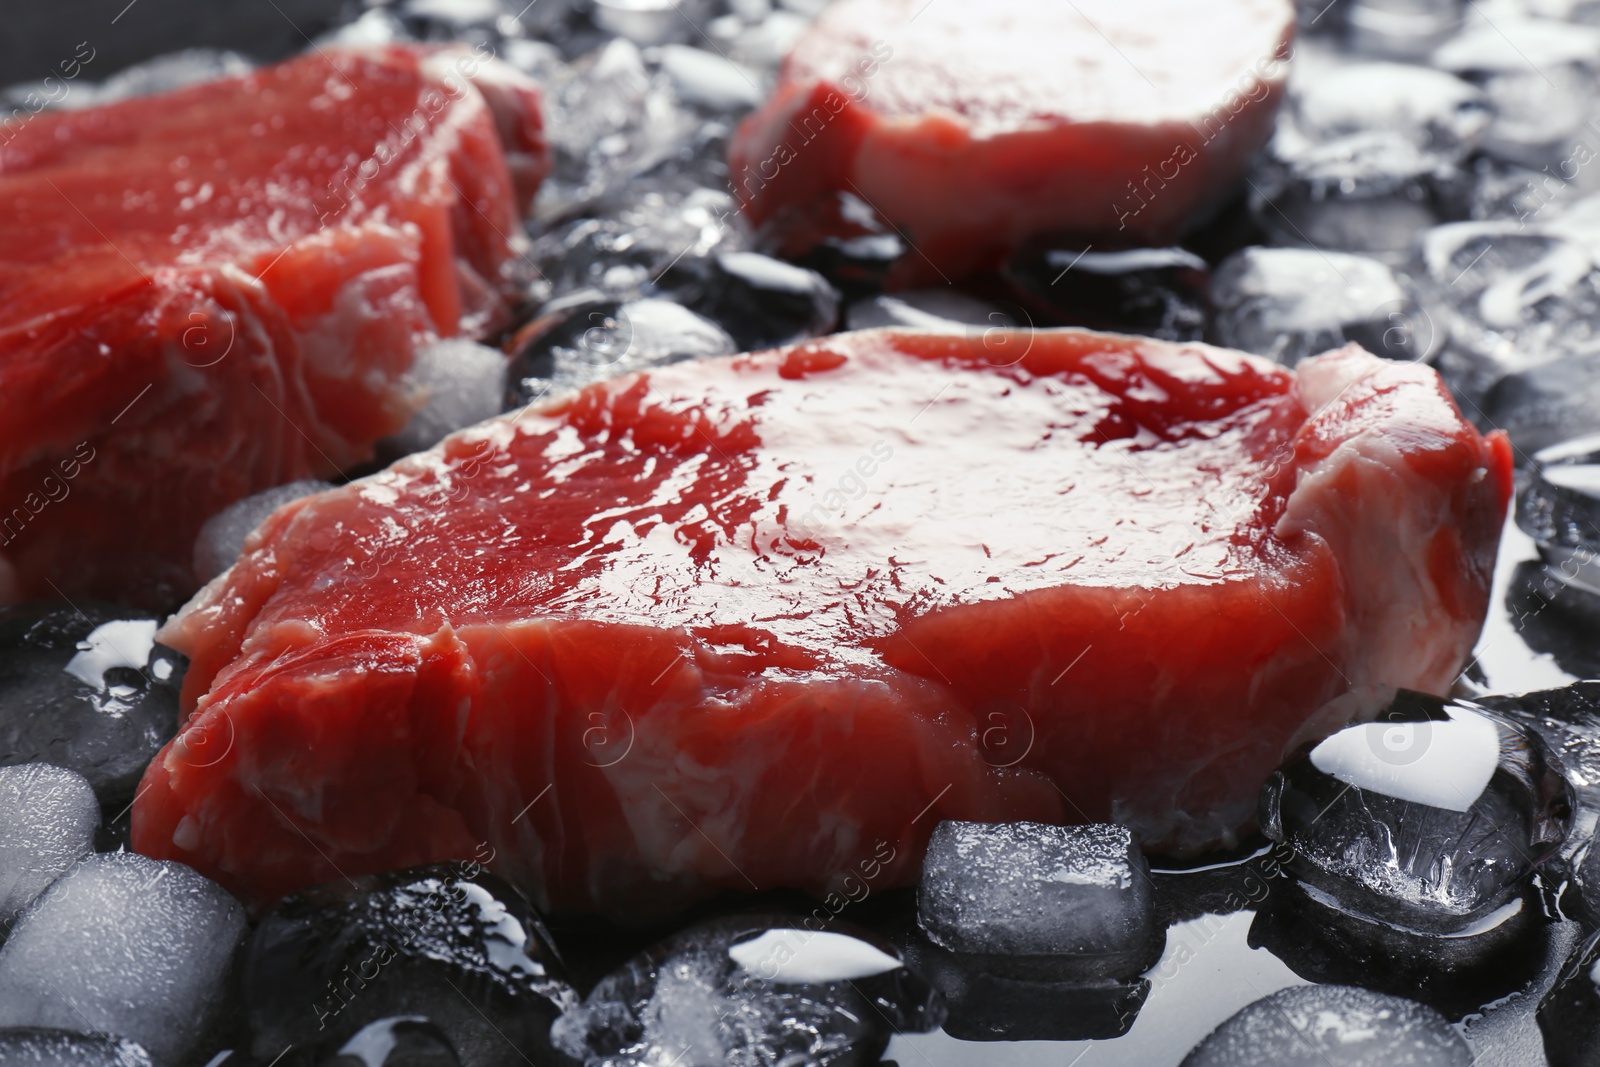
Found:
[0,764,97,926]
[508,295,736,405]
[1181,984,1472,1066]
[0,852,246,1065]
[1261,690,1572,933]
[244,863,573,1067]
[1211,246,1430,365]
[552,914,942,1067]
[916,821,1155,971]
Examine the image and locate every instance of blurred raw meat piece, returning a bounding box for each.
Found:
[729,0,1295,281]
[0,45,546,606]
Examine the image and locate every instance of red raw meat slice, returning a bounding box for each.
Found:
[730,0,1295,282]
[132,329,1511,914]
[0,45,547,607]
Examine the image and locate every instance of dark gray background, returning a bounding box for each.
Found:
[4,0,351,84]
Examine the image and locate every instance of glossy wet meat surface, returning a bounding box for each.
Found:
[132,329,1510,913]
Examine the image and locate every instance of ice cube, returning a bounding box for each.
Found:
[1346,0,1465,59]
[0,1030,154,1066]
[532,183,744,301]
[654,45,764,111]
[327,1017,460,1067]
[1261,690,1572,934]
[1517,435,1600,586]
[380,340,510,458]
[1416,222,1600,387]
[1482,350,1600,454]
[535,38,701,220]
[1479,681,1600,811]
[551,915,941,1067]
[1470,156,1584,225]
[508,295,737,405]
[193,480,332,582]
[1293,62,1490,162]
[0,852,245,1064]
[1434,17,1600,170]
[244,864,572,1066]
[1004,245,1208,342]
[1250,123,1470,261]
[1181,985,1472,1066]
[916,821,1156,976]
[0,602,182,805]
[1211,247,1429,365]
[1249,878,1548,1020]
[688,252,839,350]
[0,764,97,925]
[892,918,1149,1042]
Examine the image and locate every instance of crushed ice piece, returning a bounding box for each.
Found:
[508,295,737,405]
[0,764,98,925]
[330,1017,460,1067]
[245,864,572,1063]
[917,821,1155,971]
[1181,985,1472,1066]
[0,852,246,1064]
[655,44,763,111]
[1262,690,1572,932]
[689,252,839,350]
[0,1030,154,1066]
[1211,247,1427,365]
[536,38,702,220]
[1294,61,1490,161]
[1005,244,1208,342]
[1517,435,1600,585]
[381,339,509,458]
[1250,125,1469,261]
[1434,15,1600,72]
[0,602,182,804]
[1346,0,1464,59]
[1414,222,1600,404]
[1434,17,1600,169]
[532,183,744,301]
[194,480,332,583]
[552,915,941,1067]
